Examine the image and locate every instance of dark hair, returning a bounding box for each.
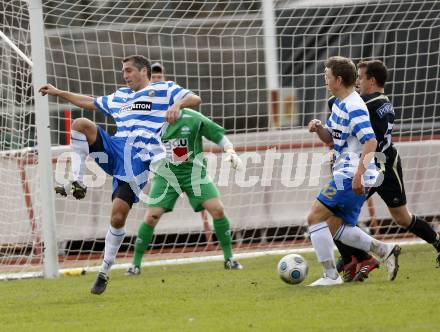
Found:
[122,55,151,79]
[357,60,388,88]
[151,62,164,74]
[325,56,357,87]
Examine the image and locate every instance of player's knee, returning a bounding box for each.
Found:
[72,118,96,139]
[111,211,127,228]
[389,206,412,227]
[72,118,90,132]
[146,213,161,227]
[307,213,318,226]
[208,205,225,219]
[394,213,412,228]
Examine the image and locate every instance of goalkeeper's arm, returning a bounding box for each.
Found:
[218,136,243,171]
[39,84,96,111]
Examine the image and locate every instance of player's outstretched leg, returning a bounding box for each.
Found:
[334,223,401,281]
[55,119,97,199]
[383,244,401,281]
[55,181,87,199]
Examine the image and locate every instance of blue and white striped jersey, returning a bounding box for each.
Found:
[325,91,378,183]
[94,81,193,163]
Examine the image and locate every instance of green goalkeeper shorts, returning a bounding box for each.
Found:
[147,173,219,212]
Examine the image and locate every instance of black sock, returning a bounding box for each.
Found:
[407,215,440,251]
[334,240,371,263]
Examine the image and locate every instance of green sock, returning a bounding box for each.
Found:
[133,223,155,268]
[213,217,233,261]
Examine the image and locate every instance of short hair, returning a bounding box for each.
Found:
[357,60,388,88]
[122,55,151,79]
[151,62,164,74]
[325,56,357,87]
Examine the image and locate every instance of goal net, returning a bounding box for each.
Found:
[1,0,439,278]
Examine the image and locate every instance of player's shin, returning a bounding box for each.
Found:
[100,225,126,275]
[133,223,155,267]
[213,217,233,260]
[407,215,440,252]
[70,130,89,185]
[335,238,372,263]
[309,222,338,279]
[335,224,390,258]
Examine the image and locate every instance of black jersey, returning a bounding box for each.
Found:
[328,92,396,159]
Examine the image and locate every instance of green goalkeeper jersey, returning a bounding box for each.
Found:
[160,108,225,175]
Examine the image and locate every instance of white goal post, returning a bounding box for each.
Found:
[0,0,440,279]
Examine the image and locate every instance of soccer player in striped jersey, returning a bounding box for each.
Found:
[306,56,400,286]
[331,60,440,281]
[39,55,201,294]
[125,63,243,275]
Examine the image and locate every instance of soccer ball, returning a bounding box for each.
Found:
[277,254,308,284]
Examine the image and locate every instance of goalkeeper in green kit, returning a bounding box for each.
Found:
[126,63,244,275]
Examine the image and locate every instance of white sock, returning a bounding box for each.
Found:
[309,222,338,279]
[334,224,389,258]
[70,130,89,184]
[100,225,126,275]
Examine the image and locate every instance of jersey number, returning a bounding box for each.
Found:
[321,184,337,200]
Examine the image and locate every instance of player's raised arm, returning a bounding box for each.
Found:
[39,83,96,111]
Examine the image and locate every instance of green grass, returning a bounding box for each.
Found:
[1,244,439,332]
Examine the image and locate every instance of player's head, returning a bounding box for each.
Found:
[151,63,165,83]
[356,60,388,95]
[122,55,151,91]
[324,56,357,95]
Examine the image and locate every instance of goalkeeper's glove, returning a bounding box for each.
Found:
[224,148,244,171]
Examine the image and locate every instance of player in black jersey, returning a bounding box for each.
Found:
[330,60,440,281]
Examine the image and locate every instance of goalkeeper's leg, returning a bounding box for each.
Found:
[127,207,166,274]
[202,197,243,270]
[126,173,180,275]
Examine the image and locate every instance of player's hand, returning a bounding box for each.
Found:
[308,119,323,133]
[39,84,60,97]
[352,172,365,195]
[225,149,244,171]
[166,103,181,124]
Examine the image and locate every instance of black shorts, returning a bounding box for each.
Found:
[367,147,406,208]
[89,129,137,208]
[111,180,136,208]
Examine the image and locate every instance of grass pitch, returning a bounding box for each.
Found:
[1,244,439,332]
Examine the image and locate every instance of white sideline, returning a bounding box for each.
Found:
[0,238,427,281]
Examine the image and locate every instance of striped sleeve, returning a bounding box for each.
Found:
[168,82,193,105]
[94,92,116,117]
[349,108,376,144]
